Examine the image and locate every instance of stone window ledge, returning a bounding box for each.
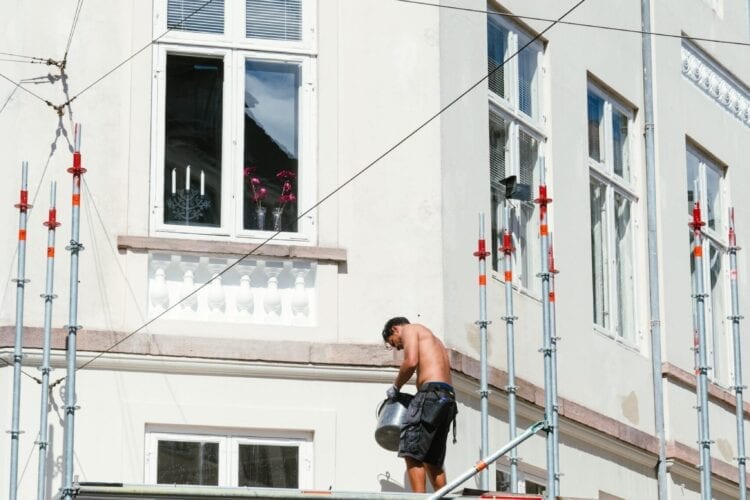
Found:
[118,235,347,265]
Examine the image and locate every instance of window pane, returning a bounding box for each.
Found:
[519,130,538,188]
[157,440,219,485]
[496,470,512,492]
[614,193,634,339]
[168,0,225,34]
[487,20,507,98]
[587,92,605,163]
[686,149,700,219]
[518,202,537,293]
[705,163,722,231]
[243,60,300,232]
[489,113,508,271]
[164,55,223,227]
[612,108,629,181]
[246,0,302,41]
[709,242,727,382]
[238,444,298,488]
[518,41,537,117]
[590,180,609,328]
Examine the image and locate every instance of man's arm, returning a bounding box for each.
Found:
[394,326,419,389]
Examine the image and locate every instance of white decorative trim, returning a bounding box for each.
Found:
[681,42,750,127]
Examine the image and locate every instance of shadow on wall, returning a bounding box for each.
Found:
[378,471,408,492]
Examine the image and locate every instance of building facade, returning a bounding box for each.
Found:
[1,0,750,498]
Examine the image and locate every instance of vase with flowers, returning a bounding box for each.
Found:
[245,166,268,230]
[273,170,297,231]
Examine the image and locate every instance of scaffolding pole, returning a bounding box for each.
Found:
[534,159,556,499]
[36,182,59,500]
[474,213,491,491]
[728,207,747,500]
[690,193,712,499]
[429,420,546,500]
[8,161,31,500]
[62,124,86,500]
[549,234,560,495]
[501,201,519,491]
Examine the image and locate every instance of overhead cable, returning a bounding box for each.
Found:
[50,0,591,382]
[398,0,750,48]
[63,0,85,63]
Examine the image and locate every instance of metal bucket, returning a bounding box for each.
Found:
[374,392,413,451]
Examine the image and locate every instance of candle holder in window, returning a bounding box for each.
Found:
[167,189,211,225]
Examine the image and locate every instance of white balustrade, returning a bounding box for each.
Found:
[147,253,316,325]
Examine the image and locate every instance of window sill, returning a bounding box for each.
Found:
[592,325,641,354]
[117,235,347,265]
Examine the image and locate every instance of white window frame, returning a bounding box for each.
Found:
[488,10,546,297]
[150,0,318,244]
[495,465,546,495]
[145,429,313,488]
[687,145,731,385]
[587,84,640,345]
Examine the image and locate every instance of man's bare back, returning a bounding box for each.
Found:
[405,324,452,387]
[387,323,451,390]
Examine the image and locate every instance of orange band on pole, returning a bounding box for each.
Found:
[72,194,80,206]
[475,460,488,472]
[694,246,702,258]
[18,229,26,241]
[540,224,548,236]
[549,291,555,302]
[479,275,486,285]
[504,270,512,281]
[47,247,55,257]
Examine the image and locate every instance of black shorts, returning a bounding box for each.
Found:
[398,382,457,467]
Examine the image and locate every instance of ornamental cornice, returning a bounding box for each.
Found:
[681,42,750,127]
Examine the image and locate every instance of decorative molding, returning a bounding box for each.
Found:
[118,235,347,264]
[681,41,750,127]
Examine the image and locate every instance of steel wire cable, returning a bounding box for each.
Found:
[61,0,216,108]
[63,0,85,63]
[49,0,591,382]
[399,0,750,48]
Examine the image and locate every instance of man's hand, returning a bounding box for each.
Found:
[386,384,399,399]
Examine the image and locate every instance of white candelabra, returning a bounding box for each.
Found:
[167,164,211,224]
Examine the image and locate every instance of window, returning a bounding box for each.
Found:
[587,85,638,343]
[146,430,312,488]
[153,0,316,241]
[487,12,545,295]
[496,469,546,495]
[687,145,730,384]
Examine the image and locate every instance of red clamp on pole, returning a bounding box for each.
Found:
[534,184,553,236]
[14,189,31,213]
[474,239,490,260]
[501,232,513,256]
[44,208,61,229]
[67,151,87,177]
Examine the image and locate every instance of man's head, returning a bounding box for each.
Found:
[382,316,410,350]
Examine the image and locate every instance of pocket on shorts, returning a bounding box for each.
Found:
[420,396,453,427]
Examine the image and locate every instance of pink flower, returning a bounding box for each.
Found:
[276,169,297,211]
[251,177,261,185]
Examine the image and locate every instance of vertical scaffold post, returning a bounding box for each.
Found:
[690,192,712,499]
[549,233,560,495]
[9,161,31,500]
[728,207,747,500]
[62,124,86,500]
[534,158,556,499]
[501,201,519,491]
[37,182,60,500]
[474,213,491,491]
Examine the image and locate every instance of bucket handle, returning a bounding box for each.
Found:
[376,398,387,419]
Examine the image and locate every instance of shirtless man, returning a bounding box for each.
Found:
[382,317,457,493]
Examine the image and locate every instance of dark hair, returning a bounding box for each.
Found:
[382,317,410,341]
